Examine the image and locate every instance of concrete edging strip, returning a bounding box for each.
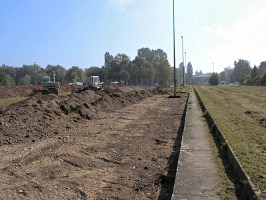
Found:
[193,87,261,200]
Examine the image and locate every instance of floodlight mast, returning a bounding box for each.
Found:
[173,0,177,96]
[181,36,185,88]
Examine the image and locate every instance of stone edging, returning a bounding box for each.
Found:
[193,87,261,200]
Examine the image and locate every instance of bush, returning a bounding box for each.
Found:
[209,73,220,85]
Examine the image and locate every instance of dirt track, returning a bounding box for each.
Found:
[0,86,187,199]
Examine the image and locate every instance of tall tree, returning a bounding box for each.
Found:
[0,72,15,86]
[230,59,251,83]
[259,61,266,70]
[46,65,66,83]
[178,62,184,85]
[0,65,17,81]
[137,48,171,84]
[261,72,266,86]
[65,66,85,83]
[108,53,131,81]
[17,74,31,85]
[18,64,45,84]
[137,47,156,63]
[85,66,106,81]
[157,58,172,85]
[209,73,220,85]
[186,62,193,85]
[133,56,154,85]
[104,52,114,69]
[219,71,226,81]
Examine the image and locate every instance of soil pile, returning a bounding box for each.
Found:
[0,84,187,200]
[0,84,82,98]
[0,84,170,145]
[0,85,42,98]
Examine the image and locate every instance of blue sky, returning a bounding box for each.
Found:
[1,0,266,73]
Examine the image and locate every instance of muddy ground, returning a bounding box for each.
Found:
[0,84,187,199]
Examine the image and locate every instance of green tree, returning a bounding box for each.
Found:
[46,65,66,83]
[260,72,266,86]
[85,66,106,81]
[0,72,15,86]
[114,53,131,81]
[107,53,131,81]
[259,61,266,70]
[104,52,114,69]
[250,66,260,85]
[186,62,193,85]
[133,56,154,85]
[219,71,226,81]
[0,65,17,81]
[15,64,46,84]
[125,62,139,80]
[157,58,172,85]
[224,67,233,81]
[230,59,251,83]
[209,73,220,85]
[65,66,85,83]
[178,62,184,85]
[241,65,265,86]
[137,48,171,84]
[137,47,156,63]
[17,74,31,85]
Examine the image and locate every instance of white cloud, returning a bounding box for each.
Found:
[201,4,266,71]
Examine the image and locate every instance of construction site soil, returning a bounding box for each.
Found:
[0,84,82,98]
[0,84,188,199]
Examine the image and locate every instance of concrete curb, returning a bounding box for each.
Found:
[193,87,261,200]
[158,92,190,200]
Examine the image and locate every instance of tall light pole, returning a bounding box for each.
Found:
[181,36,185,88]
[185,52,187,85]
[212,63,214,73]
[173,0,177,96]
[185,52,187,68]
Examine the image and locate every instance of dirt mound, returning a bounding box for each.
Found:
[0,85,41,98]
[0,85,170,145]
[60,83,83,93]
[0,84,84,98]
[0,90,187,199]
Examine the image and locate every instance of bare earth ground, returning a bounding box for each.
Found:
[0,84,82,98]
[0,85,187,199]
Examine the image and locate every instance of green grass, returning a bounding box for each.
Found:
[60,92,71,97]
[185,85,192,93]
[176,85,192,93]
[0,97,28,111]
[201,116,238,199]
[194,85,266,198]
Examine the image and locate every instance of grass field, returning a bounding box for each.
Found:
[194,85,266,198]
[0,97,28,111]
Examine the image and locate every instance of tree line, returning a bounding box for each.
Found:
[219,59,266,86]
[0,47,194,87]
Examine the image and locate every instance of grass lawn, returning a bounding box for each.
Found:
[0,97,29,111]
[194,85,266,198]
